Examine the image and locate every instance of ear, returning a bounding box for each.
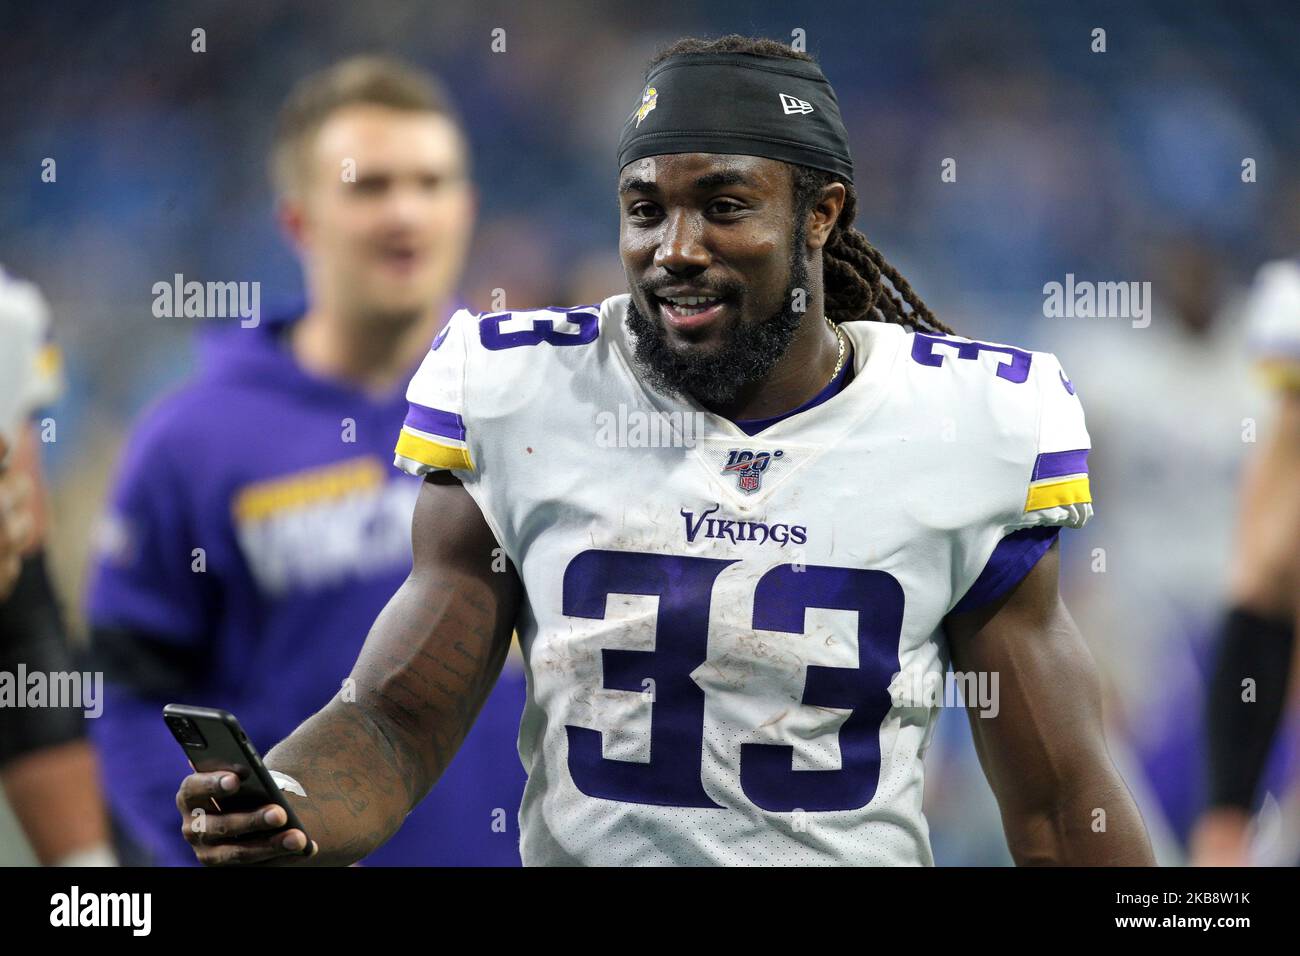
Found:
[804,181,846,253]
[277,197,309,254]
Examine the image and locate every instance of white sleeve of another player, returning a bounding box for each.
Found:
[393,309,476,477]
[1245,259,1300,391]
[0,269,60,456]
[1012,350,1093,531]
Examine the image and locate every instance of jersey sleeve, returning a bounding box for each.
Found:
[1244,259,1300,391]
[393,309,476,477]
[0,268,62,455]
[1013,350,1093,531]
[950,348,1093,615]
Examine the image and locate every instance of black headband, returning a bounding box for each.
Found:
[617,52,854,183]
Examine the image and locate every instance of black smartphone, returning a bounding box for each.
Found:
[163,703,311,847]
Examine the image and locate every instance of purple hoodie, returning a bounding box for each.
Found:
[86,308,526,866]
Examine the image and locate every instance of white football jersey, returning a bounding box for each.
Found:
[0,267,61,457]
[394,294,1092,866]
[1244,258,1300,390]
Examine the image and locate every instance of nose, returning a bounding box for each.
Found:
[383,180,429,231]
[653,210,710,275]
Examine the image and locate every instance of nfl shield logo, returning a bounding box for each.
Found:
[721,448,785,495]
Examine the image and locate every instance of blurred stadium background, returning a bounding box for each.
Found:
[2,0,1297,864]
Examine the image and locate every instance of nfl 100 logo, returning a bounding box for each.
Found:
[721,448,785,494]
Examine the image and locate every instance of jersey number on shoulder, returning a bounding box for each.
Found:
[479,307,599,350]
[910,332,1032,383]
[562,550,904,813]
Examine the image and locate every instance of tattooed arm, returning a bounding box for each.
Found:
[175,472,520,865]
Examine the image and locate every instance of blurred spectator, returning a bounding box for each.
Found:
[83,57,527,866]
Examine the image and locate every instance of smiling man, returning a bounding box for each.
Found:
[176,36,1153,866]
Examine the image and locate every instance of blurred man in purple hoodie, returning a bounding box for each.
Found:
[86,56,527,865]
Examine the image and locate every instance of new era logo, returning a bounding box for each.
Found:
[779,93,814,115]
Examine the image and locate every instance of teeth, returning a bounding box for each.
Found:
[663,295,721,309]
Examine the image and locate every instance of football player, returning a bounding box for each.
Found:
[89,57,526,865]
[0,268,117,866]
[176,36,1154,866]
[1192,258,1300,866]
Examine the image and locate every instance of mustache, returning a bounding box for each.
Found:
[638,280,744,300]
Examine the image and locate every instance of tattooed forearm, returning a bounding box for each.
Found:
[259,700,407,865]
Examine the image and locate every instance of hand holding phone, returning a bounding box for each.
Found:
[165,704,318,865]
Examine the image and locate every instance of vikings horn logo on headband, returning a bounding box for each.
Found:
[634,86,658,127]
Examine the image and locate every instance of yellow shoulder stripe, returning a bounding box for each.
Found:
[1256,360,1300,392]
[1025,476,1091,512]
[395,430,473,472]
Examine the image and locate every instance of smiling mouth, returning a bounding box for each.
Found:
[379,247,421,270]
[653,293,734,332]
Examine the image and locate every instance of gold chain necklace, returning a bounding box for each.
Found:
[827,318,848,382]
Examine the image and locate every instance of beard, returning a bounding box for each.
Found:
[624,238,810,407]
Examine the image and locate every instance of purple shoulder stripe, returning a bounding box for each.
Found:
[1032,448,1088,481]
[951,526,1061,616]
[403,402,466,442]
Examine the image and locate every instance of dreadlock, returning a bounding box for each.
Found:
[646,36,954,334]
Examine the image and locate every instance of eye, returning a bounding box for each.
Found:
[627,201,661,220]
[707,199,746,217]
